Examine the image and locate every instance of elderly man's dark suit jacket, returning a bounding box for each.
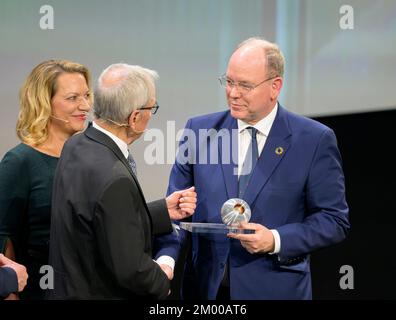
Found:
[48,124,172,299]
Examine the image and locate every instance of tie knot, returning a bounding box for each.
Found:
[247,127,258,140]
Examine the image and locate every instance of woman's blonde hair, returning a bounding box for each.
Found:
[16,60,92,146]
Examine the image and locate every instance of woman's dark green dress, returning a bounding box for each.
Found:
[0,143,58,299]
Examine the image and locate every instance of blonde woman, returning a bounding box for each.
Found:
[0,60,92,299]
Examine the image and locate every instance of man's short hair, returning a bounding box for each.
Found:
[237,37,285,78]
[94,63,158,123]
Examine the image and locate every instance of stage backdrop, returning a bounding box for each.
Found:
[1,0,395,299]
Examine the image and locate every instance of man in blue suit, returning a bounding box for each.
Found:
[155,37,349,299]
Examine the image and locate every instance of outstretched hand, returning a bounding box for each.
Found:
[166,186,197,220]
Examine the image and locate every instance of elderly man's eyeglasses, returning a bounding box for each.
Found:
[218,74,277,94]
[138,102,159,115]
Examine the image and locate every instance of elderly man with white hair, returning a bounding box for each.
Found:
[48,63,196,300]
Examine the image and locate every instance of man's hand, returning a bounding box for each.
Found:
[0,253,28,292]
[159,264,174,281]
[227,222,275,254]
[155,262,173,296]
[166,186,197,220]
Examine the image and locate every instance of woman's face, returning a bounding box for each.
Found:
[50,72,92,135]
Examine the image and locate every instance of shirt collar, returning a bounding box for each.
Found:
[92,121,129,159]
[237,102,278,137]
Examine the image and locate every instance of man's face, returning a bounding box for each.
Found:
[225,46,281,124]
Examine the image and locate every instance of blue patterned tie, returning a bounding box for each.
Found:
[238,127,259,198]
[127,152,137,177]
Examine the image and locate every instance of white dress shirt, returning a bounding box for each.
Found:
[93,121,129,158]
[237,103,281,254]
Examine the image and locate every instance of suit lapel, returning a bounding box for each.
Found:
[84,124,155,237]
[219,114,239,199]
[84,124,140,190]
[243,106,292,206]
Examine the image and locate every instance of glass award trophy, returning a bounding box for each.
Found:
[179,198,255,234]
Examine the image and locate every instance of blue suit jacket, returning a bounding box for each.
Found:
[156,105,349,299]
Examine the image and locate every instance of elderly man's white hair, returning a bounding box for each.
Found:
[94,63,159,124]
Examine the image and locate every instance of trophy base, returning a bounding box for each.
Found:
[180,222,255,234]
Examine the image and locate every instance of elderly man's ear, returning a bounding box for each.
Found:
[128,110,141,128]
[127,110,146,136]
